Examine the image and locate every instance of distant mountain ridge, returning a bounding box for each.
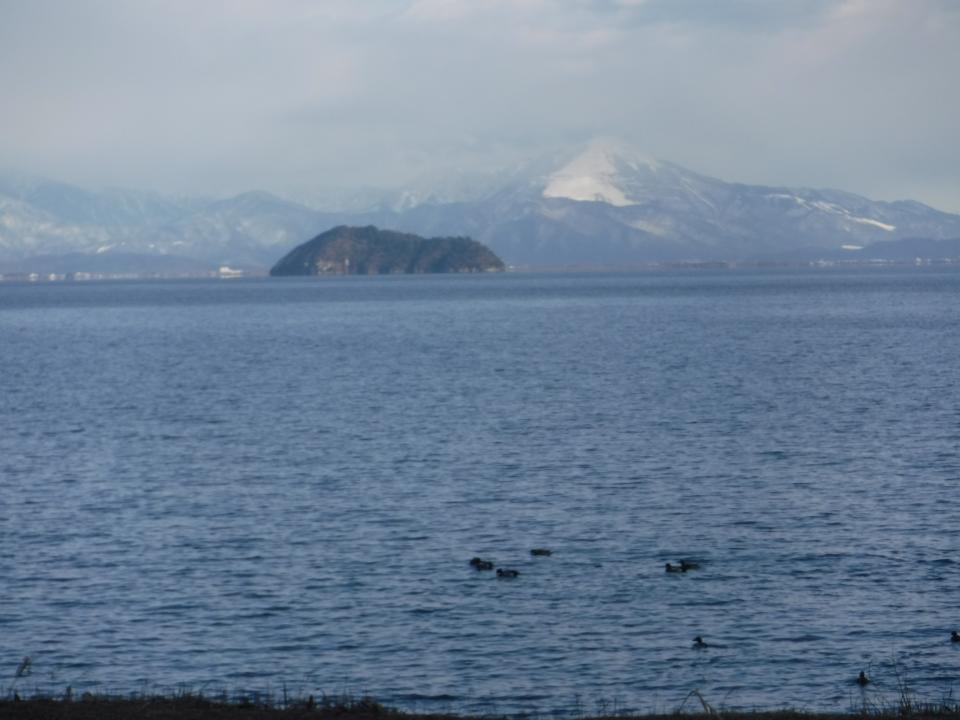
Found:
[356,139,960,266]
[0,173,338,269]
[3,140,960,272]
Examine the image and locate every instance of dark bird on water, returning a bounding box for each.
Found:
[497,568,520,578]
[531,548,552,556]
[469,557,494,571]
[665,563,684,573]
[693,636,708,649]
[952,631,960,643]
[857,671,870,686]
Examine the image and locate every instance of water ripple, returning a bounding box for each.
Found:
[3,270,960,714]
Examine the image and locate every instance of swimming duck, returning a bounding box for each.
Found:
[857,671,870,686]
[692,636,708,649]
[679,560,700,571]
[531,548,552,556]
[496,568,520,578]
[469,557,494,571]
[665,563,684,573]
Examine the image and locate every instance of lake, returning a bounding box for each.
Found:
[2,268,959,714]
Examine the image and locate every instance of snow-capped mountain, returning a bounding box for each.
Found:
[370,139,960,265]
[2,140,960,272]
[0,174,346,269]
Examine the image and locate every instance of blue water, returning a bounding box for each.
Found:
[3,269,960,714]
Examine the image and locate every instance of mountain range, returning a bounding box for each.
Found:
[3,138,960,274]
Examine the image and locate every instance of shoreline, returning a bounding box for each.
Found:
[4,693,960,720]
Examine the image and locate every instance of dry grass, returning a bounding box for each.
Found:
[3,696,960,720]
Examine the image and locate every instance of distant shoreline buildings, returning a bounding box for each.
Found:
[0,266,257,283]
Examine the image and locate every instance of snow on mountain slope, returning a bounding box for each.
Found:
[541,139,657,206]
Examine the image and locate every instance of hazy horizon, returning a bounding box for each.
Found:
[2,0,958,212]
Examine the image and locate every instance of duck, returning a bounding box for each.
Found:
[496,568,520,578]
[952,631,960,643]
[469,557,494,571]
[665,563,685,573]
[530,548,552,556]
[679,559,700,571]
[857,671,870,686]
[692,636,708,649]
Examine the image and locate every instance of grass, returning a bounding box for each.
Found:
[5,656,960,720]
[4,691,960,720]
[0,691,399,720]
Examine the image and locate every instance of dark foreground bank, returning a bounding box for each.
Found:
[4,695,960,720]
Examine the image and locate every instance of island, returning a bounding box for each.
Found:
[269,225,505,276]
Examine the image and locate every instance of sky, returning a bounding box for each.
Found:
[1,0,958,212]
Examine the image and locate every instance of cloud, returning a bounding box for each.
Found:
[0,0,957,210]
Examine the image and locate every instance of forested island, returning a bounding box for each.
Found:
[269,226,505,276]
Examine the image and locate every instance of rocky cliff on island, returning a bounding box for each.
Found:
[269,226,505,276]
